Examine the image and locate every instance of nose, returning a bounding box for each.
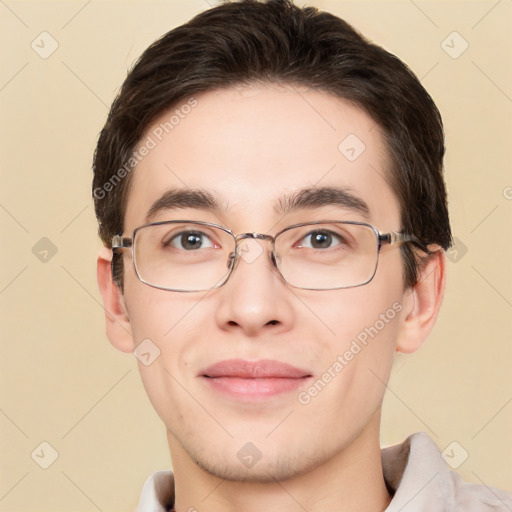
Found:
[214,237,295,337]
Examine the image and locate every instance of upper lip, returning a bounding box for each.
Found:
[200,359,311,379]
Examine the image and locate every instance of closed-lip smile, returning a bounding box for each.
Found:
[199,359,312,400]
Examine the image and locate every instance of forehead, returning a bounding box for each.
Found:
[124,84,400,232]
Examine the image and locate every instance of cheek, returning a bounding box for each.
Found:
[316,294,402,392]
[303,258,406,396]
[123,278,206,382]
[303,249,405,405]
[296,297,402,435]
[124,281,211,428]
[310,283,404,356]
[124,274,207,341]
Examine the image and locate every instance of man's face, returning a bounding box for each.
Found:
[120,84,410,481]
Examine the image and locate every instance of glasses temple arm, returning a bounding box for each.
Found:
[379,232,430,252]
[111,235,133,251]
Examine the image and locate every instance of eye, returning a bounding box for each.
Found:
[164,231,215,251]
[296,230,344,249]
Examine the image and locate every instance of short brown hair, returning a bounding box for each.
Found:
[92,0,451,289]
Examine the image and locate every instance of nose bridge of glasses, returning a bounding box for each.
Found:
[235,232,274,243]
[232,232,277,267]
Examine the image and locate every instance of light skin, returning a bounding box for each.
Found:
[97,84,446,512]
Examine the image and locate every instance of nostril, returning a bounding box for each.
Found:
[267,320,279,326]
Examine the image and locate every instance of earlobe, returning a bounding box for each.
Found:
[97,247,134,353]
[396,249,446,354]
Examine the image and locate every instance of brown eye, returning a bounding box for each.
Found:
[297,230,343,249]
[164,231,214,250]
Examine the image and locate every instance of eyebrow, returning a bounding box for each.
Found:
[274,186,370,218]
[144,186,370,223]
[145,188,220,223]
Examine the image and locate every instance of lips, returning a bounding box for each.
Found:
[200,359,312,400]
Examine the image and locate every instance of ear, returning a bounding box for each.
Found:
[396,249,446,354]
[97,247,134,353]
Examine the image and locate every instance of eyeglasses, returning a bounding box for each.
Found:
[111,220,424,292]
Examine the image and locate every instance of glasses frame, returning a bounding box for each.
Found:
[111,220,426,292]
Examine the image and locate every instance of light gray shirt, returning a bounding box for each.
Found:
[137,432,512,511]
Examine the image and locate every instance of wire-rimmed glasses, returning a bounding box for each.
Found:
[112,220,425,292]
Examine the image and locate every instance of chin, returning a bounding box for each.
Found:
[190,443,325,483]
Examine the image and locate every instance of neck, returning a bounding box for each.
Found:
[168,416,392,512]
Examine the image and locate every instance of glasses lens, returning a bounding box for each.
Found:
[275,222,379,289]
[134,222,235,291]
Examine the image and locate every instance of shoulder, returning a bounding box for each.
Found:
[382,432,512,512]
[449,470,512,511]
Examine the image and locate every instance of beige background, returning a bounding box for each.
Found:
[1,0,511,510]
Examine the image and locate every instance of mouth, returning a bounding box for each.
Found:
[199,359,312,400]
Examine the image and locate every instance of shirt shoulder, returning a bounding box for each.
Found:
[383,432,512,512]
[449,469,512,511]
